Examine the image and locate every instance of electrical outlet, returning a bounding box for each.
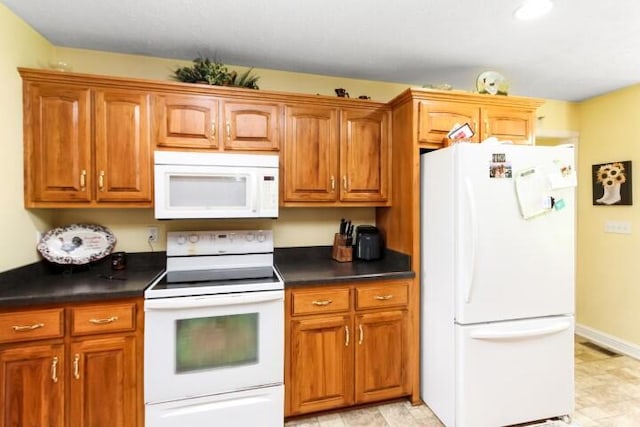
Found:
[147,226,159,243]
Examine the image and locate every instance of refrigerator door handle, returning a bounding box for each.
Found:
[469,320,572,341]
[463,178,478,303]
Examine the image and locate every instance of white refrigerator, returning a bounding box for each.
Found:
[420,143,576,427]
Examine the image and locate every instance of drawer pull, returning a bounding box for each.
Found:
[89,316,119,325]
[345,325,349,347]
[359,324,364,345]
[12,323,44,332]
[51,357,59,383]
[374,295,394,301]
[312,300,332,306]
[73,354,80,380]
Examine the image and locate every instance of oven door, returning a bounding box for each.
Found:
[144,290,284,403]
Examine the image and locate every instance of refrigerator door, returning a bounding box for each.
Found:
[455,316,574,427]
[453,144,575,324]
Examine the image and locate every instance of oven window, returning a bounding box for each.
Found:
[169,175,247,207]
[175,313,258,373]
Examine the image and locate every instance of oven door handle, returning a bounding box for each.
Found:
[145,292,283,310]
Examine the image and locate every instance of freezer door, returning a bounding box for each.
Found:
[454,144,575,324]
[455,316,574,427]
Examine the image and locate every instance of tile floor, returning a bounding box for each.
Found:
[285,337,640,426]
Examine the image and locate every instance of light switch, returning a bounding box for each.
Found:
[604,220,632,234]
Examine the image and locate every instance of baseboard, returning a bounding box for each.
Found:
[575,323,640,360]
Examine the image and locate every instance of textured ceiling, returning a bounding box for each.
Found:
[3,0,639,101]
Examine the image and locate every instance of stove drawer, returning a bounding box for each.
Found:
[291,288,351,316]
[70,302,136,336]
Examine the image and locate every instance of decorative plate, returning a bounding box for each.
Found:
[37,224,117,265]
[476,71,506,95]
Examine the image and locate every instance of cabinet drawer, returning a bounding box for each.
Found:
[70,302,136,336]
[355,282,409,310]
[0,308,64,344]
[291,288,350,315]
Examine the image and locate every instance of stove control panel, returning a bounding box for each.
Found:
[166,229,273,256]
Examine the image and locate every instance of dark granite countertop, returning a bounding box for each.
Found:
[274,246,414,286]
[0,246,413,307]
[0,252,165,308]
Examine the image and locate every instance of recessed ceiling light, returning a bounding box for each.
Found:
[514,0,554,20]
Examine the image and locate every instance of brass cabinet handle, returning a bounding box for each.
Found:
[98,171,105,191]
[345,325,349,347]
[312,299,332,306]
[12,323,44,332]
[359,324,364,345]
[226,121,231,139]
[211,121,216,137]
[89,316,118,325]
[342,176,348,190]
[80,169,87,190]
[330,176,335,191]
[73,354,80,380]
[51,357,59,383]
[374,294,394,301]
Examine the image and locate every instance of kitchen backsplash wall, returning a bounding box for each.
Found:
[52,207,376,252]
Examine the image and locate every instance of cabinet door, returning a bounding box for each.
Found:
[340,109,390,203]
[25,84,91,205]
[417,101,480,147]
[222,100,281,151]
[284,105,339,202]
[95,90,152,203]
[153,94,219,149]
[482,107,534,145]
[0,344,65,427]
[68,335,137,427]
[289,315,353,415]
[355,310,409,403]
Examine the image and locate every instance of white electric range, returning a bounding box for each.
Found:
[144,230,284,427]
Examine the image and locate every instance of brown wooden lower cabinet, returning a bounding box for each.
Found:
[0,299,143,427]
[285,280,411,417]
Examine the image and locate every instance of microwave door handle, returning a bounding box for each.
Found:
[145,293,284,311]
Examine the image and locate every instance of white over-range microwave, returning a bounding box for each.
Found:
[154,151,279,219]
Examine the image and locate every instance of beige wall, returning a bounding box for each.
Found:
[0,5,55,272]
[576,84,640,345]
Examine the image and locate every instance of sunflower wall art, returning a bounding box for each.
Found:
[592,161,632,205]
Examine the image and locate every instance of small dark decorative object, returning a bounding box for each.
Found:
[592,161,632,205]
[335,88,349,97]
[173,57,260,89]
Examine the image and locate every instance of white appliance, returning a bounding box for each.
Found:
[420,143,576,427]
[154,151,279,219]
[144,230,284,427]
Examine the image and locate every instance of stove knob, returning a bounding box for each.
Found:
[188,234,199,243]
[176,235,187,245]
[257,232,266,242]
[229,232,236,241]
[245,232,255,241]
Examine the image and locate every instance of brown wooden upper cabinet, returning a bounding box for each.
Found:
[153,94,219,149]
[153,95,281,151]
[283,105,390,206]
[23,80,152,207]
[418,100,535,148]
